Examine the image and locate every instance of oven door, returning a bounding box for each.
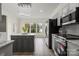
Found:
[55,39,67,56]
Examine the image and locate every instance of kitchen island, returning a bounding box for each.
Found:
[11,33,35,52]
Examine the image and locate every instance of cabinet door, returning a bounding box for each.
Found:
[12,36,23,52]
[0,15,6,32]
[28,36,34,51]
[23,36,34,52]
[67,42,79,56]
[13,37,17,52]
[16,36,24,52]
[23,36,28,51]
[11,36,18,52]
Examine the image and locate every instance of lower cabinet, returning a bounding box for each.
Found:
[67,41,79,56]
[0,42,13,56]
[11,35,34,52]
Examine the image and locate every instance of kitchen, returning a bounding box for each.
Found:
[0,3,79,56]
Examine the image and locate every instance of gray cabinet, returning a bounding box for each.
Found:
[23,36,34,51]
[16,38,23,52]
[0,15,6,32]
[0,4,6,32]
[0,40,14,56]
[11,35,34,52]
[67,41,79,56]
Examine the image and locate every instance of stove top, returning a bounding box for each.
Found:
[58,34,79,40]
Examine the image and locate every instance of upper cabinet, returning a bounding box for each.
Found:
[62,4,69,17]
[0,3,6,32]
[69,3,77,13]
[0,15,6,32]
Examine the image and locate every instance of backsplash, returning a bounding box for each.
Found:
[0,32,7,43]
[63,24,79,35]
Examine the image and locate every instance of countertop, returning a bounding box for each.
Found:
[11,33,36,36]
[57,34,79,39]
[0,40,14,48]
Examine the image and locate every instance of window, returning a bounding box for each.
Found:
[37,23,42,33]
[22,23,30,33]
[22,23,43,33]
[31,23,36,33]
[37,24,40,33]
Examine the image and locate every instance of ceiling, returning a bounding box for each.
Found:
[2,3,59,19]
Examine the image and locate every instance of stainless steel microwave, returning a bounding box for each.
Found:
[62,7,79,25]
[62,14,70,23]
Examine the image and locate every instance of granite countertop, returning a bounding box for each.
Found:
[0,40,14,48]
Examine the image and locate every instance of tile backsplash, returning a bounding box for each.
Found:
[0,32,7,43]
[64,24,79,35]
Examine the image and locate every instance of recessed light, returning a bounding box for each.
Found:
[40,10,43,13]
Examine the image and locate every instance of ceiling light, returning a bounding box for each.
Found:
[40,10,43,13]
[17,3,32,8]
[19,13,31,16]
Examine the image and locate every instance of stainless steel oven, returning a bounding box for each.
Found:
[53,35,67,56]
